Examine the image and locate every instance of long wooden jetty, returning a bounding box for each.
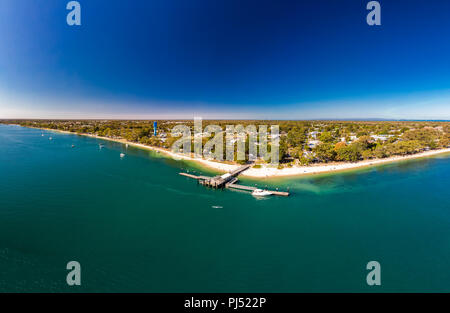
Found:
[179,173,211,180]
[179,164,290,197]
[227,183,289,197]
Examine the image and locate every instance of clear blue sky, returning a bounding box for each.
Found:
[0,0,449,119]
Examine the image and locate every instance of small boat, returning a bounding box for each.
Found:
[212,206,223,209]
[126,144,129,148]
[41,134,44,137]
[120,153,125,158]
[252,189,273,197]
[49,137,53,140]
[71,145,75,148]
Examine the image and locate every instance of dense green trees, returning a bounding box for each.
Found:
[314,143,336,162]
[287,127,307,147]
[2,119,448,166]
[334,142,360,162]
[318,131,334,143]
[440,133,450,148]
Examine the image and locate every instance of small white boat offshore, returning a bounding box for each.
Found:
[71,144,75,148]
[120,153,125,158]
[49,137,53,140]
[252,189,273,197]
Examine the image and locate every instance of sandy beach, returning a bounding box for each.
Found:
[37,127,450,178]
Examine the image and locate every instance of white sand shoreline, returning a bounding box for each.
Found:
[33,126,450,178]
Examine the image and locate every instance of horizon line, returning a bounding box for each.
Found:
[1,117,449,122]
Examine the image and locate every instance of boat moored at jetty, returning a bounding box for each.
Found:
[252,189,273,197]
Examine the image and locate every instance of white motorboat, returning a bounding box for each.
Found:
[120,153,125,158]
[252,189,273,197]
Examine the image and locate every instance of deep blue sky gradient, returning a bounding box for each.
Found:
[0,0,449,119]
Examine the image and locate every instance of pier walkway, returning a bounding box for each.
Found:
[179,163,290,197]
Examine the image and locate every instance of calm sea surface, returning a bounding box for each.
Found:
[0,124,449,292]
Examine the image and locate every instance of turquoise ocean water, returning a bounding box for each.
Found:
[0,124,449,292]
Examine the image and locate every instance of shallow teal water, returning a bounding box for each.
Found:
[0,124,449,292]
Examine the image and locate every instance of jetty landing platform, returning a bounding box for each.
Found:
[179,164,290,197]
